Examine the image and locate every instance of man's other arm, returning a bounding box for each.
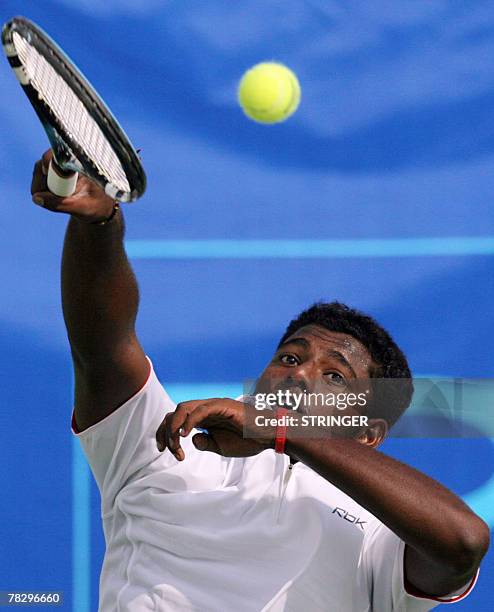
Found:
[32,150,150,432]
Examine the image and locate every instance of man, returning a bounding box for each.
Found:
[31,150,489,611]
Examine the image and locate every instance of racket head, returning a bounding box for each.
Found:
[2,16,146,202]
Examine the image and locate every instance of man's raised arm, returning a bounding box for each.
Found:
[31,150,150,432]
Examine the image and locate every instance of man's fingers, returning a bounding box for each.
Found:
[156,399,238,460]
[156,417,168,452]
[192,429,249,457]
[192,432,222,454]
[41,149,53,172]
[31,151,53,193]
[165,406,192,460]
[31,161,48,195]
[156,400,217,459]
[156,413,185,460]
[181,401,240,437]
[170,400,218,439]
[181,404,219,437]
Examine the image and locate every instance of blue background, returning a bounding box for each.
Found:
[1,1,493,610]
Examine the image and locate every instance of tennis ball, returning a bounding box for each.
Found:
[238,62,301,124]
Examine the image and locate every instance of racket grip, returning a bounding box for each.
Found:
[47,160,78,197]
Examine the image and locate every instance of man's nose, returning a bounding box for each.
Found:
[284,369,312,392]
[300,357,320,376]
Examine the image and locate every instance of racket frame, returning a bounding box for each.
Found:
[2,16,146,202]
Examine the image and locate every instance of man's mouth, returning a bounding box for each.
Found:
[272,385,309,413]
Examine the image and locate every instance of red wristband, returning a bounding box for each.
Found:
[274,408,291,454]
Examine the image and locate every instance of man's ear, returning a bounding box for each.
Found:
[356,418,388,448]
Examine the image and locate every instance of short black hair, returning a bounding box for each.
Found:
[279,301,413,427]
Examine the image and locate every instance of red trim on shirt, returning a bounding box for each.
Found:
[71,357,153,435]
[71,410,80,434]
[404,558,479,603]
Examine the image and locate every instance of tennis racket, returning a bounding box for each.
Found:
[2,16,146,202]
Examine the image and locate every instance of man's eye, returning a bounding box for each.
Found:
[326,371,346,386]
[279,354,299,365]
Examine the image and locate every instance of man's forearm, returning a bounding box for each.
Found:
[61,212,140,364]
[286,434,489,576]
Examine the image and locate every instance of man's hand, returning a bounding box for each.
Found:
[31,150,116,223]
[156,399,277,460]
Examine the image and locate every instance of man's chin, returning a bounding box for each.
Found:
[276,403,309,415]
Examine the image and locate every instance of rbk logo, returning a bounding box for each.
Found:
[332,507,367,530]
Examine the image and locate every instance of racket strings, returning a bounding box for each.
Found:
[13,31,130,194]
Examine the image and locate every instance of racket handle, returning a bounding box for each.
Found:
[47,160,78,197]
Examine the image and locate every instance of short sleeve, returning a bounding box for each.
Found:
[71,357,228,515]
[361,521,479,611]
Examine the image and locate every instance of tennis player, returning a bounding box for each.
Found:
[32,150,489,611]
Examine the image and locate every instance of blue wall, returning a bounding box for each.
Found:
[1,2,493,610]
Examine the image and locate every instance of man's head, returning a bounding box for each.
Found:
[255,302,413,447]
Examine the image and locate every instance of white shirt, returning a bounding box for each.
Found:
[72,359,477,611]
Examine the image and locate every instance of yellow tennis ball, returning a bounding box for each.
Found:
[238,62,301,124]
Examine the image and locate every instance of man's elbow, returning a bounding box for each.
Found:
[449,516,490,576]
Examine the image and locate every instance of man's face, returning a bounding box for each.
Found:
[254,324,376,436]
